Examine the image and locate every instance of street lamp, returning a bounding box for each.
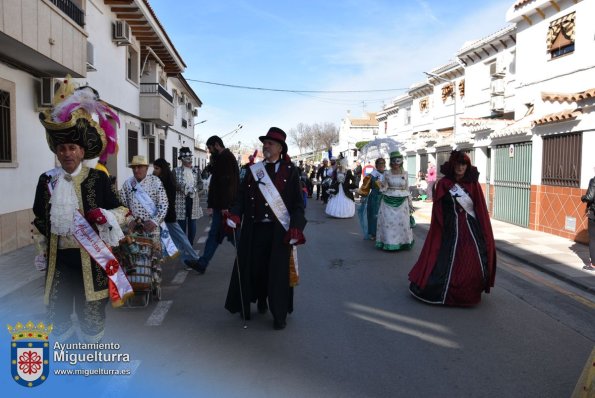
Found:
[193,119,207,149]
[221,124,243,139]
[424,72,457,137]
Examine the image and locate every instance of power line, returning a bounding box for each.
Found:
[185,78,408,94]
[293,91,392,105]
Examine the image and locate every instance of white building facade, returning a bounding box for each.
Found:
[371,0,593,243]
[0,0,203,254]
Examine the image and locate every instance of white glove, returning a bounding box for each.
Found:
[289,238,298,245]
[226,218,237,229]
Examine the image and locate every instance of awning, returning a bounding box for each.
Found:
[533,108,582,126]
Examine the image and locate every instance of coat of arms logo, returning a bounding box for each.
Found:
[7,321,53,387]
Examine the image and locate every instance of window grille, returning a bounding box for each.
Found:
[128,130,138,163]
[542,132,581,187]
[0,90,11,162]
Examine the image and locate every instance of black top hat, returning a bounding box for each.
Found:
[178,146,193,159]
[259,127,288,154]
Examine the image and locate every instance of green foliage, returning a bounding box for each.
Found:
[355,141,370,150]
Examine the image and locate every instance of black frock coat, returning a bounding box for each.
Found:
[224,158,307,321]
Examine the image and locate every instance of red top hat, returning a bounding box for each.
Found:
[259,127,288,154]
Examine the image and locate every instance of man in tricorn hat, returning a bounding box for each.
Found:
[33,79,131,343]
[224,127,307,330]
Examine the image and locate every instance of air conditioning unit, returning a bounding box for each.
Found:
[141,122,155,138]
[40,77,58,107]
[489,59,506,77]
[192,109,198,117]
[86,41,97,72]
[490,96,505,112]
[490,79,504,95]
[112,20,131,46]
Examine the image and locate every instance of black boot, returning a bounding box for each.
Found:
[273,318,286,330]
[257,299,268,314]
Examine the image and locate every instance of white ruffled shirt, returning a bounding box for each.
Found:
[49,164,82,236]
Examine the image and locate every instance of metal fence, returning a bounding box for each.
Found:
[50,0,85,27]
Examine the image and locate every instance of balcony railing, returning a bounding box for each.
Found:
[50,0,85,27]
[140,83,173,103]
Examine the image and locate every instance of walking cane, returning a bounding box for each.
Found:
[230,221,248,329]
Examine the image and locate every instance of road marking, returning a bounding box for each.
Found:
[99,360,141,398]
[145,300,173,326]
[197,236,207,244]
[500,257,595,310]
[171,270,188,285]
[204,226,210,232]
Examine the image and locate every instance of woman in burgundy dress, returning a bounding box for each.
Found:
[408,150,496,306]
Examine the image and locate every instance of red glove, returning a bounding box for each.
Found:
[223,213,241,235]
[86,208,107,225]
[284,228,306,245]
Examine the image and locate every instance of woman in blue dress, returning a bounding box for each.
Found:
[357,157,385,240]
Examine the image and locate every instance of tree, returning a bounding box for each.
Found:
[287,122,339,156]
[314,122,339,151]
[288,123,311,154]
[355,140,370,150]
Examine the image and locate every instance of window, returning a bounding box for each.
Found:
[547,12,575,59]
[159,139,165,159]
[172,147,178,168]
[405,107,411,125]
[419,98,429,113]
[0,89,11,162]
[127,129,138,163]
[0,79,16,166]
[542,132,581,187]
[148,137,155,163]
[126,47,139,84]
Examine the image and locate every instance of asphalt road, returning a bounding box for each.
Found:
[2,197,594,397]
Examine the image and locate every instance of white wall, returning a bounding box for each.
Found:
[0,64,56,213]
[82,0,140,114]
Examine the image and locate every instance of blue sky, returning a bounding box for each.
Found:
[149,0,514,153]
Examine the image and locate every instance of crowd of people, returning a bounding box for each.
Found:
[33,80,593,344]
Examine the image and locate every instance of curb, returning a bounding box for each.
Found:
[496,246,595,295]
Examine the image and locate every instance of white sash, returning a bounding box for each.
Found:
[46,172,133,304]
[126,178,178,257]
[449,183,476,218]
[72,212,133,301]
[249,162,299,278]
[249,162,291,231]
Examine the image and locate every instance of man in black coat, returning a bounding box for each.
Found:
[188,135,240,273]
[224,127,307,330]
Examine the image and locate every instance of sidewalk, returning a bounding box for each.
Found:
[411,200,595,295]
